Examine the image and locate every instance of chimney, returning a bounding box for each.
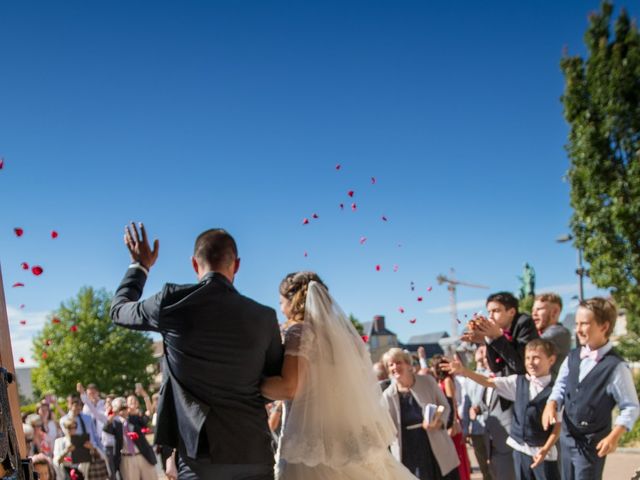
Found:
[373,315,385,333]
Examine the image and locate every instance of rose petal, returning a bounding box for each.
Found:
[361,335,369,343]
[312,213,319,219]
[19,357,25,363]
[339,203,344,210]
[427,286,433,292]
[141,427,151,434]
[393,264,399,272]
[19,320,26,325]
[41,352,48,359]
[347,190,354,198]
[19,304,25,309]
[398,307,405,313]
[335,164,341,170]
[12,282,24,288]
[409,318,416,324]
[45,339,53,346]
[14,228,24,237]
[375,265,381,271]
[21,262,29,270]
[70,325,78,332]
[52,317,61,324]
[371,177,376,184]
[303,251,308,257]
[31,266,43,276]
[381,215,388,222]
[417,297,423,302]
[351,203,357,211]
[0,158,4,169]
[51,230,59,239]
[359,236,367,245]
[63,457,72,463]
[126,432,139,441]
[302,218,309,225]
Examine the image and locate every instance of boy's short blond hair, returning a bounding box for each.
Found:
[534,292,563,309]
[525,338,557,358]
[579,297,617,338]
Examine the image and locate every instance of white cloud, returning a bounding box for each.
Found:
[5,304,51,367]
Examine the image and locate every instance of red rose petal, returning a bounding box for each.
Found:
[52,317,61,324]
[70,325,78,332]
[63,457,72,463]
[20,262,29,270]
[0,158,4,169]
[375,265,381,271]
[312,213,319,219]
[19,320,26,325]
[302,218,310,225]
[141,427,151,434]
[351,203,357,211]
[417,297,423,302]
[359,236,367,245]
[409,318,417,324]
[381,215,388,222]
[361,335,369,343]
[19,357,25,363]
[427,286,433,292]
[12,282,24,288]
[51,230,59,239]
[303,251,308,257]
[347,190,354,198]
[126,432,139,441]
[31,266,43,276]
[14,228,24,237]
[41,352,48,359]
[371,177,376,184]
[398,307,405,314]
[393,264,399,272]
[45,339,53,346]
[335,164,341,170]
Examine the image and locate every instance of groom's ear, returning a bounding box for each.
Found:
[191,256,200,276]
[234,257,241,274]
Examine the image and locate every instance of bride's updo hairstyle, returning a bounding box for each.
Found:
[279,271,327,326]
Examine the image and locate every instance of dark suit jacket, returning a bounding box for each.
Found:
[485,312,539,409]
[110,268,284,465]
[103,415,156,471]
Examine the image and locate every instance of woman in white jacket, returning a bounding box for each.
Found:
[382,348,460,480]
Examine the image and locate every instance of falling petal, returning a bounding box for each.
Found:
[19,304,25,309]
[375,265,381,271]
[427,286,433,292]
[381,216,388,222]
[70,325,78,332]
[31,266,43,276]
[399,307,405,314]
[361,335,369,343]
[20,262,29,270]
[64,457,72,464]
[14,228,24,237]
[45,339,53,346]
[335,164,341,170]
[302,218,310,225]
[303,251,308,257]
[312,213,319,219]
[51,230,59,239]
[52,317,61,324]
[351,203,357,211]
[393,265,399,272]
[126,432,139,441]
[347,190,354,197]
[19,320,26,325]
[359,236,367,245]
[371,177,376,184]
[141,427,152,434]
[417,297,423,302]
[41,352,48,359]
[456,318,462,324]
[409,318,417,324]
[12,282,24,288]
[0,158,4,169]
[19,357,25,363]
[339,203,344,210]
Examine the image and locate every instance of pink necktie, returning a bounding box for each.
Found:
[526,374,545,389]
[580,346,599,361]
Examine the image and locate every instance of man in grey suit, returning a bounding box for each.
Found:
[110,223,284,480]
[532,293,572,378]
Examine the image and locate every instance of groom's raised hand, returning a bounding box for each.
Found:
[124,222,160,271]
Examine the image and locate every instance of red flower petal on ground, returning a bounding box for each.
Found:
[375,265,381,271]
[70,325,78,332]
[21,262,29,270]
[417,297,423,302]
[409,318,417,324]
[335,164,341,170]
[19,320,26,325]
[312,213,319,219]
[399,307,405,313]
[302,218,310,225]
[347,190,354,197]
[19,357,25,363]
[381,215,388,221]
[31,266,43,276]
[51,230,59,239]
[359,236,367,245]
[14,228,24,237]
[52,317,61,324]
[351,203,357,211]
[41,352,48,359]
[12,282,24,288]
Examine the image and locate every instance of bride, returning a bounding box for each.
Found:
[261,271,418,479]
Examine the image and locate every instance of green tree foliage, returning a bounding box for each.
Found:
[31,287,155,397]
[561,2,640,333]
[349,314,364,335]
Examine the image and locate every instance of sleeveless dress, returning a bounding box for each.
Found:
[438,380,471,480]
[276,323,418,480]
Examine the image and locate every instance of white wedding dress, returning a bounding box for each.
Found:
[275,282,417,480]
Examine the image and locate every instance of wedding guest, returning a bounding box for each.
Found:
[60,396,103,452]
[373,361,391,391]
[25,414,46,456]
[531,293,571,378]
[382,348,460,480]
[31,453,56,480]
[542,297,640,480]
[430,355,472,480]
[37,401,59,457]
[54,416,105,480]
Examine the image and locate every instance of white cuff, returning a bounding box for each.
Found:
[419,358,428,369]
[128,263,149,276]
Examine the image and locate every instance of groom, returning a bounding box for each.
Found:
[110,223,284,480]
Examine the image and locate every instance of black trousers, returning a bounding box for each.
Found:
[177,453,273,480]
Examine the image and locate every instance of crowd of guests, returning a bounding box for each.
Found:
[22,382,166,480]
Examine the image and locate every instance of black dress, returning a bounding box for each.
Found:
[398,391,460,480]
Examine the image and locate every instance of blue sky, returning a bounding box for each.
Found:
[1,0,613,366]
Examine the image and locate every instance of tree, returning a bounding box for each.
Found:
[561,2,640,333]
[349,314,365,335]
[31,287,155,397]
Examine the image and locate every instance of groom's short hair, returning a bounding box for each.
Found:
[194,229,238,269]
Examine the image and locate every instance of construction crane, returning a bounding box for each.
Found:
[436,268,489,337]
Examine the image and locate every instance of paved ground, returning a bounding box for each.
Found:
[467,445,640,479]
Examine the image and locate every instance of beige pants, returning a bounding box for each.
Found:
[119,454,156,480]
